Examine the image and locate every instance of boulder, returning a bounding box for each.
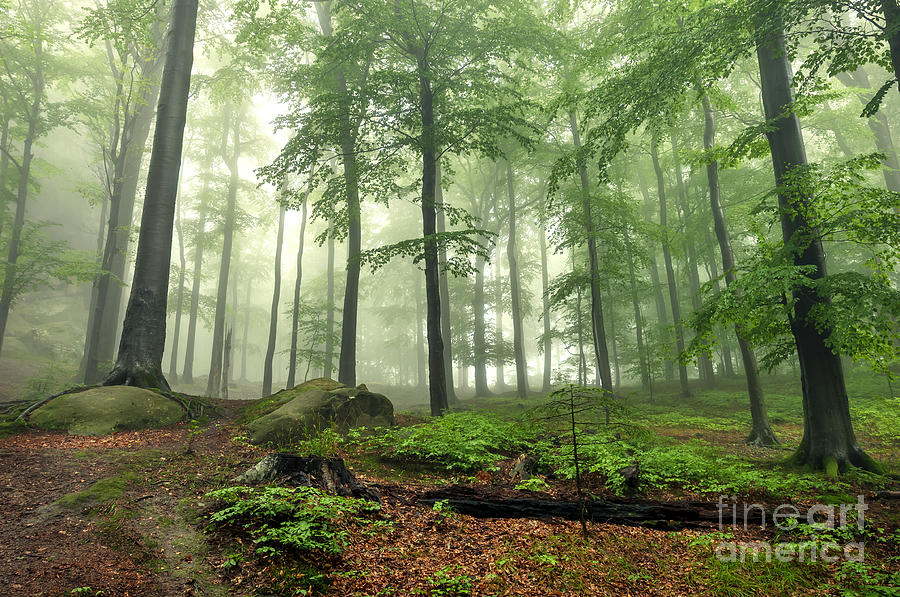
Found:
[247,385,393,446]
[29,386,185,436]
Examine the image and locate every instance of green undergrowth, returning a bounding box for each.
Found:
[57,471,139,507]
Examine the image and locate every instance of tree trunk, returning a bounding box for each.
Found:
[637,170,673,382]
[650,136,690,397]
[836,68,900,192]
[0,73,41,358]
[323,220,335,378]
[436,161,458,403]
[104,0,198,390]
[222,328,232,399]
[287,192,309,389]
[493,257,508,390]
[607,292,620,390]
[568,110,613,394]
[624,230,650,390]
[701,90,777,445]
[182,179,208,384]
[419,63,448,416]
[883,0,900,96]
[505,161,528,398]
[315,1,362,388]
[415,275,427,390]
[671,135,714,385]
[262,204,286,396]
[540,223,552,393]
[168,189,187,383]
[756,23,874,470]
[206,107,241,398]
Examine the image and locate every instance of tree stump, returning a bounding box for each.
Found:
[235,453,380,501]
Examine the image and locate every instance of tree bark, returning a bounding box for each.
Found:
[436,161,458,403]
[287,192,309,389]
[505,161,528,398]
[323,220,335,378]
[701,90,777,446]
[315,1,362,388]
[206,107,241,398]
[756,23,874,470]
[882,0,900,95]
[262,204,286,396]
[650,136,690,397]
[568,110,613,394]
[104,0,198,390]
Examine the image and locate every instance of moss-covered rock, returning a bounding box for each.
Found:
[29,386,185,436]
[247,383,394,446]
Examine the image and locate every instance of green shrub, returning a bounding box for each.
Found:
[205,485,380,556]
[373,412,537,472]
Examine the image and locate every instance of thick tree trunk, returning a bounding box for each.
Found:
[568,110,613,394]
[168,190,187,383]
[701,90,777,446]
[624,230,650,390]
[505,161,528,398]
[435,161,458,403]
[756,24,874,470]
[262,205,286,396]
[883,0,900,96]
[287,194,309,389]
[315,2,362,388]
[104,0,198,390]
[415,275,426,390]
[540,223,552,393]
[206,108,241,398]
[323,222,335,378]
[182,180,208,384]
[650,137,690,397]
[419,65,448,416]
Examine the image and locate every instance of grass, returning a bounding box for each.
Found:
[57,471,139,508]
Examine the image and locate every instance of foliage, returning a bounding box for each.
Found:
[205,485,380,557]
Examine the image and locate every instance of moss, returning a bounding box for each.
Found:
[0,419,27,438]
[29,386,184,435]
[57,471,139,508]
[238,377,347,424]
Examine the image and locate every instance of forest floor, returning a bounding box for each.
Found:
[0,376,898,596]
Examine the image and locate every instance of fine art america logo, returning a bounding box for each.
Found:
[714,495,867,563]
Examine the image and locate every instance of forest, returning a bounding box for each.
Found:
[0,0,899,595]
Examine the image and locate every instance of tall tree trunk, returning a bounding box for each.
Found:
[323,220,335,377]
[0,72,42,358]
[315,1,362,387]
[182,179,208,384]
[572,251,587,386]
[222,328,232,399]
[882,0,900,96]
[287,193,309,389]
[702,90,777,445]
[505,161,528,398]
[568,110,613,394]
[436,161,458,403]
[540,222,552,393]
[206,107,241,398]
[624,230,650,390]
[671,135,714,385]
[262,204,286,396]
[419,62,448,416]
[104,0,198,389]
[168,189,186,383]
[637,168,673,381]
[607,292,620,389]
[756,23,873,469]
[415,275,426,390]
[650,136,690,397]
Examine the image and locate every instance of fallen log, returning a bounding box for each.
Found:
[420,485,764,531]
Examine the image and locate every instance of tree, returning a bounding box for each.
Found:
[262,202,286,396]
[103,0,199,389]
